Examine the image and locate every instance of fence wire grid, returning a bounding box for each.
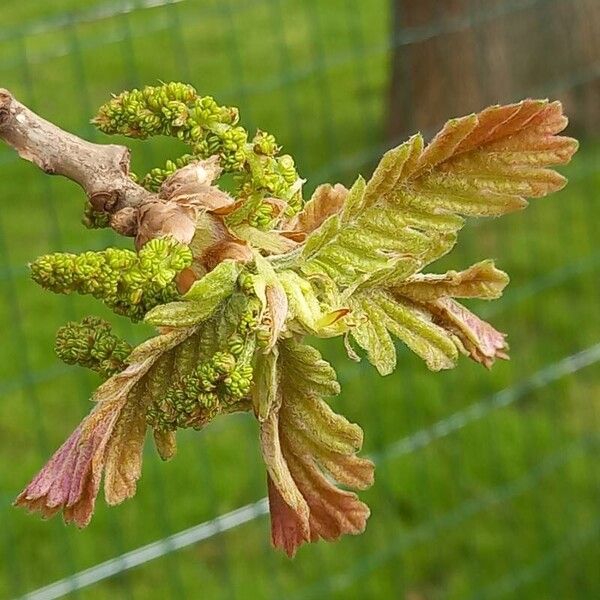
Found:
[0,1,599,599]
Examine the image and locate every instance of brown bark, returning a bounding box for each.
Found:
[0,88,156,219]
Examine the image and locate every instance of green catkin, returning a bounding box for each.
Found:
[239,296,262,333]
[55,317,132,378]
[30,237,192,321]
[223,365,253,403]
[227,334,245,357]
[146,293,260,431]
[81,203,111,229]
[141,154,195,191]
[93,82,302,217]
[146,349,246,431]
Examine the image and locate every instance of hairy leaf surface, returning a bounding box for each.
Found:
[145,259,241,327]
[287,100,576,294]
[260,339,373,556]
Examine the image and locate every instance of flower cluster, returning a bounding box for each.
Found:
[30,237,192,321]
[55,317,132,378]
[81,202,111,229]
[146,282,262,431]
[93,82,302,222]
[147,346,254,432]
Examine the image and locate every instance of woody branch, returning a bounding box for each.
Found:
[0,88,156,221]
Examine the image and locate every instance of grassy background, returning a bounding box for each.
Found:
[0,1,599,598]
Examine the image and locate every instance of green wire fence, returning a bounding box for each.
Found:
[0,1,598,599]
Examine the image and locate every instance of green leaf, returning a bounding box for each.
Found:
[362,137,417,207]
[340,175,367,221]
[349,289,458,373]
[230,224,297,254]
[277,100,576,303]
[280,339,340,397]
[295,165,460,291]
[278,271,322,332]
[301,214,341,260]
[144,301,212,328]
[183,260,241,301]
[348,300,396,376]
[277,271,348,337]
[261,339,373,557]
[394,260,509,302]
[145,260,240,327]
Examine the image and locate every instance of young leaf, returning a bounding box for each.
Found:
[253,348,280,422]
[421,297,509,368]
[103,385,148,506]
[15,327,192,525]
[260,340,373,556]
[277,270,349,338]
[280,100,576,295]
[290,183,348,235]
[252,254,289,351]
[183,260,241,301]
[394,100,578,217]
[394,260,509,302]
[349,289,458,374]
[145,260,241,327]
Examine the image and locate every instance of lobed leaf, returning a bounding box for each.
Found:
[394,100,578,218]
[261,340,373,556]
[351,262,512,374]
[283,100,576,297]
[103,386,148,506]
[349,289,458,374]
[291,183,348,235]
[297,172,459,290]
[423,297,509,368]
[253,349,280,422]
[15,327,192,526]
[394,260,509,302]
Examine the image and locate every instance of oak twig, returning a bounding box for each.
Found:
[0,88,156,220]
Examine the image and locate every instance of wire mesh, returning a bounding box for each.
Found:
[0,0,598,599]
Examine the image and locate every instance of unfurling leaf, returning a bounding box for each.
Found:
[278,270,347,337]
[424,298,509,368]
[252,253,289,351]
[103,386,148,506]
[349,289,458,374]
[290,183,348,234]
[145,260,241,327]
[14,417,117,527]
[283,99,576,296]
[394,260,509,302]
[15,327,193,524]
[260,340,374,556]
[253,349,280,422]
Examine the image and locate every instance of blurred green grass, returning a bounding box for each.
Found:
[0,1,599,599]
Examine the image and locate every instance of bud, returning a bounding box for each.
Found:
[135,200,198,248]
